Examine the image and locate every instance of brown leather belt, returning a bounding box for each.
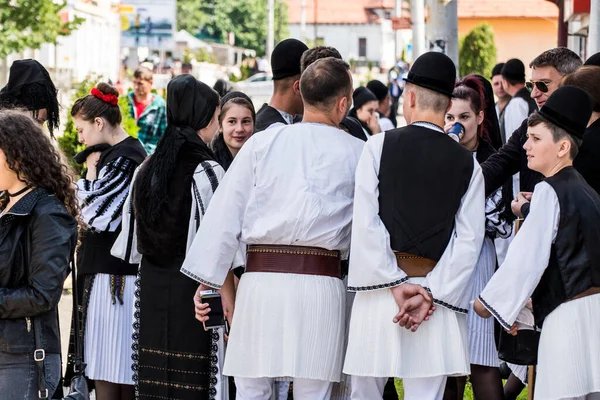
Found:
[566,286,600,302]
[245,245,342,279]
[394,252,436,278]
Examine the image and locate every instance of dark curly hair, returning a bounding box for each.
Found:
[0,110,79,218]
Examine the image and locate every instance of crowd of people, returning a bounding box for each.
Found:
[0,38,599,400]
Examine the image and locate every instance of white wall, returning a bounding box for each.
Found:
[289,22,397,69]
[37,1,121,84]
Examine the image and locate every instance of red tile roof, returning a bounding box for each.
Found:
[458,0,559,19]
[287,0,558,25]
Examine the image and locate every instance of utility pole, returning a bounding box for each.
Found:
[394,0,402,61]
[267,0,275,60]
[411,0,426,60]
[590,0,600,55]
[301,0,307,43]
[425,0,458,69]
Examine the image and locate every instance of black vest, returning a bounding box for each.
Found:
[378,125,474,261]
[532,167,600,327]
[513,87,538,116]
[255,104,288,132]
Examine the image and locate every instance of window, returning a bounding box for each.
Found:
[384,11,391,19]
[359,38,367,58]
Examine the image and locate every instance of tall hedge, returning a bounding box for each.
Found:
[459,23,497,78]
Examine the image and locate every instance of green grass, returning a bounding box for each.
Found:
[394,379,528,399]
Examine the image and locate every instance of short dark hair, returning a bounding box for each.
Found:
[527,112,581,159]
[134,67,153,81]
[503,76,525,86]
[300,57,351,109]
[71,82,122,127]
[560,66,600,112]
[300,46,342,73]
[529,47,582,76]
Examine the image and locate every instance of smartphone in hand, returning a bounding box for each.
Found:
[200,290,226,331]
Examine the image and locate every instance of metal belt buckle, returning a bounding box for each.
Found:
[34,348,45,362]
[38,389,48,399]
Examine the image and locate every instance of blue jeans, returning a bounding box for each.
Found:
[0,351,61,399]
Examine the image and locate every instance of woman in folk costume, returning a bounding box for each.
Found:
[0,59,60,137]
[443,75,512,399]
[211,91,255,171]
[348,87,382,138]
[475,86,600,400]
[112,74,235,400]
[70,83,147,400]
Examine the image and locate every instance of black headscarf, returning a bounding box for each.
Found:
[211,91,256,171]
[0,59,60,137]
[135,74,219,227]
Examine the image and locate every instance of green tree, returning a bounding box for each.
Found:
[0,0,83,58]
[58,78,139,176]
[458,23,497,78]
[177,0,289,55]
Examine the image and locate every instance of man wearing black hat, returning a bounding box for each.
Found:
[367,80,395,131]
[475,85,600,400]
[584,51,600,67]
[254,38,308,132]
[344,52,485,399]
[500,59,538,145]
[0,59,60,137]
[491,62,511,120]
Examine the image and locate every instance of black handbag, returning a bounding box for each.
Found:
[497,328,540,365]
[32,251,89,400]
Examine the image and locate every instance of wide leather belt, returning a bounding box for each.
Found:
[246,245,342,279]
[566,286,600,302]
[394,252,436,278]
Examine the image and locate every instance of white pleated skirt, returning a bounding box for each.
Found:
[535,293,600,400]
[467,237,500,367]
[223,272,346,382]
[84,273,135,385]
[343,277,470,379]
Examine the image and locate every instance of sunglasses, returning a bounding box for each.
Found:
[525,80,551,93]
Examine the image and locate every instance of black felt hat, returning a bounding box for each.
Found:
[584,52,600,67]
[352,86,378,110]
[491,62,505,78]
[501,59,525,81]
[538,85,593,140]
[366,80,389,102]
[271,38,309,80]
[403,52,456,97]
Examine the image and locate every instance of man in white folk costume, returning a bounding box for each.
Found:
[181,57,367,399]
[474,86,600,400]
[343,51,486,400]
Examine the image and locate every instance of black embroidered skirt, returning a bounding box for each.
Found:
[134,257,223,400]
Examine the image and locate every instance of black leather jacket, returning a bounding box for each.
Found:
[0,188,77,354]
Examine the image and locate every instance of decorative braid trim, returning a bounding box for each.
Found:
[138,379,207,391]
[140,347,211,360]
[348,277,409,292]
[208,330,219,399]
[180,268,222,289]
[423,287,468,314]
[478,295,512,330]
[131,269,142,397]
[247,246,340,258]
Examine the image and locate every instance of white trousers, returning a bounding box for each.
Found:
[350,375,447,400]
[561,393,600,400]
[235,377,332,400]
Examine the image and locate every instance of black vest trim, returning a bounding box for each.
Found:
[348,277,409,292]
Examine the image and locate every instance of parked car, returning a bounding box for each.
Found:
[234,73,273,107]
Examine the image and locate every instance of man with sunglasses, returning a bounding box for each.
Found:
[482,48,582,202]
[500,59,538,146]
